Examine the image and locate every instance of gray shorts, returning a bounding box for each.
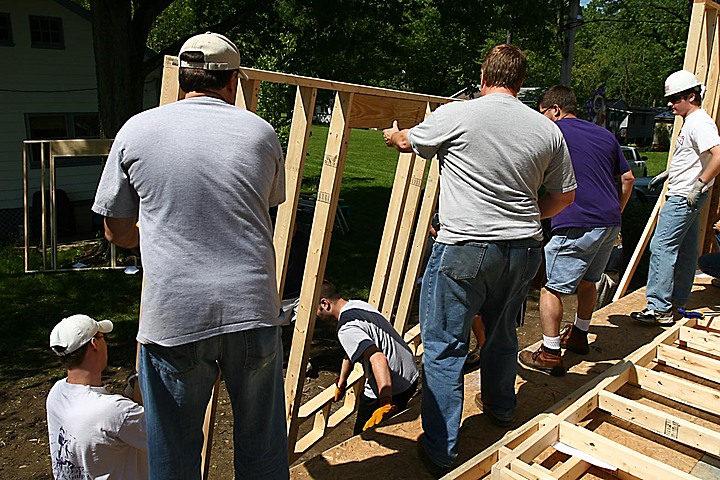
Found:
[544,226,620,294]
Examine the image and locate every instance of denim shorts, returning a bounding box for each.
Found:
[544,226,620,294]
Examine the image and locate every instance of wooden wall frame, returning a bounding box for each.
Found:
[158,56,454,472]
[615,0,720,301]
[446,315,720,479]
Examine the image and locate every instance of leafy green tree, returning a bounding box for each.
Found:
[572,0,690,106]
[86,0,271,137]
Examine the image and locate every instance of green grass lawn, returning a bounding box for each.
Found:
[0,126,664,382]
[641,151,669,177]
[0,124,401,382]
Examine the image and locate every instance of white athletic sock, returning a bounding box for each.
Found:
[543,335,561,351]
[573,314,591,332]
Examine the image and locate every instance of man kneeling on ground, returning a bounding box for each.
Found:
[317,280,419,434]
[46,314,147,479]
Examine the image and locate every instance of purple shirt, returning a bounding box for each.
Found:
[551,118,630,230]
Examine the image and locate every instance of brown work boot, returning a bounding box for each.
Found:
[518,345,566,376]
[559,325,589,355]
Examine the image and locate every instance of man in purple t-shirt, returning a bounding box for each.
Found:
[519,86,634,376]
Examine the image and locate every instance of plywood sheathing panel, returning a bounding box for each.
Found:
[291,277,719,479]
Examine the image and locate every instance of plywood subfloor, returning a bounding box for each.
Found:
[291,277,720,479]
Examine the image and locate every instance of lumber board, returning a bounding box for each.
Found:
[368,152,416,308]
[284,91,354,459]
[200,373,221,479]
[160,55,183,105]
[686,2,709,73]
[678,325,720,357]
[443,415,553,480]
[163,55,454,104]
[236,78,260,111]
[655,342,720,384]
[550,456,590,480]
[597,390,720,456]
[381,154,427,321]
[348,94,427,129]
[632,364,720,417]
[508,459,556,480]
[393,150,440,334]
[273,86,317,296]
[557,421,696,479]
[49,139,113,157]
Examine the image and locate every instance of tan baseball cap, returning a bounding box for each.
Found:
[179,32,248,79]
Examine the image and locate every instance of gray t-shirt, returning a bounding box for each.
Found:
[337,300,419,399]
[409,93,576,243]
[93,97,285,346]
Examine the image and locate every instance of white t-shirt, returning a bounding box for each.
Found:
[337,300,419,399]
[667,108,720,196]
[46,379,148,479]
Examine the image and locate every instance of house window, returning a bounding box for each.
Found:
[29,15,64,49]
[26,113,102,168]
[0,13,12,46]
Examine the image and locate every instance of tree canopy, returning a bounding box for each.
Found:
[81,0,692,137]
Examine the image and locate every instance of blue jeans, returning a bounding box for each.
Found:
[646,194,708,312]
[138,327,289,480]
[419,240,542,468]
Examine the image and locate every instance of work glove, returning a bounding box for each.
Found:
[333,377,347,402]
[362,397,397,431]
[647,170,668,191]
[687,178,708,209]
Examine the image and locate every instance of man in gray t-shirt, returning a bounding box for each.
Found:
[92,32,288,479]
[384,44,576,475]
[317,281,419,435]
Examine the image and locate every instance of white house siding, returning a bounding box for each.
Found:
[0,0,159,238]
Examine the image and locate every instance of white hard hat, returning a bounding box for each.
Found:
[664,70,702,97]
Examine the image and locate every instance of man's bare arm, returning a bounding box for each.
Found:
[104,217,139,249]
[539,190,575,219]
[383,120,413,153]
[362,345,393,400]
[618,171,635,213]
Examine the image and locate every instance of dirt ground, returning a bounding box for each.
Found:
[0,287,569,479]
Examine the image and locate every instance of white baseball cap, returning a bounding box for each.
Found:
[179,31,248,79]
[50,314,113,356]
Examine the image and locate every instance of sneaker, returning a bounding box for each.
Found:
[559,325,589,355]
[474,393,515,428]
[631,308,674,326]
[518,345,566,376]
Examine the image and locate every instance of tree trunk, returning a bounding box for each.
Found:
[89,0,145,138]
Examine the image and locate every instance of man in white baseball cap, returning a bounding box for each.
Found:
[632,70,720,325]
[46,315,148,479]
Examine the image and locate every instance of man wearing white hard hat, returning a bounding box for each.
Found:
[46,314,148,479]
[92,32,288,478]
[632,70,720,325]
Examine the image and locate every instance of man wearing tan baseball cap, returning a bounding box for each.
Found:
[46,315,148,479]
[93,31,288,479]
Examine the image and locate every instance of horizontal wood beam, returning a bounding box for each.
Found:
[558,422,696,479]
[348,94,427,129]
[655,343,720,384]
[165,55,454,104]
[678,325,720,356]
[598,390,720,456]
[47,139,113,157]
[632,364,720,417]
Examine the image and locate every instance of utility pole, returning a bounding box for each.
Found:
[560,0,582,87]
